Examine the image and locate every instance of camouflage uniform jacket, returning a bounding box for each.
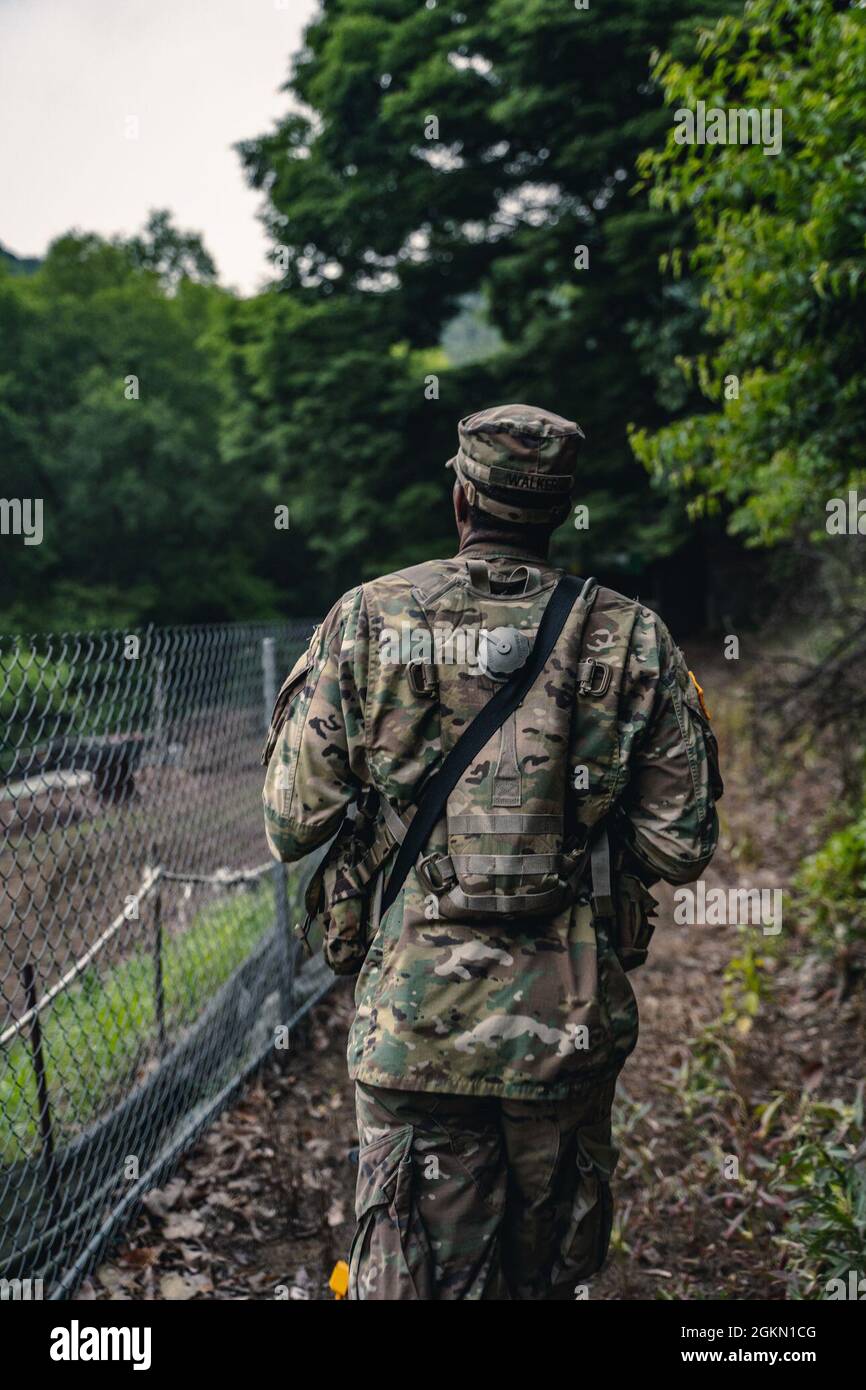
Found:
[263,539,720,1100]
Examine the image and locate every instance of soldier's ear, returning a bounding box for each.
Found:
[453,480,470,528]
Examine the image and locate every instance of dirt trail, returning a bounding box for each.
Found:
[83,648,856,1301]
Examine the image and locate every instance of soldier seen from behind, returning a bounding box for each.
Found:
[262,404,723,1300]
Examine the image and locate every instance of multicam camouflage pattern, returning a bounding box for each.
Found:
[446,403,584,525]
[303,791,383,977]
[262,537,720,1100]
[378,563,597,923]
[349,1077,617,1300]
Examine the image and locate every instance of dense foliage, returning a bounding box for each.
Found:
[631,0,866,546]
[0,217,277,627]
[3,0,864,632]
[235,0,740,601]
[2,2,750,629]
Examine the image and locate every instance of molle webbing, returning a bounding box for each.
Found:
[448,813,562,834]
[380,574,596,915]
[450,853,560,875]
[438,886,566,915]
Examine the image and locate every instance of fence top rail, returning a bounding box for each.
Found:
[0,619,317,649]
[0,860,276,1049]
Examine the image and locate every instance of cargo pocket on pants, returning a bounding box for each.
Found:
[348,1124,434,1300]
[553,1132,617,1289]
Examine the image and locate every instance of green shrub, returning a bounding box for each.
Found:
[795,809,866,964]
[770,1095,866,1299]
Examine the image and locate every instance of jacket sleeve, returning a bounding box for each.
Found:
[617,610,722,885]
[262,585,369,862]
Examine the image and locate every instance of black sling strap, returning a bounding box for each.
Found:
[380,574,596,915]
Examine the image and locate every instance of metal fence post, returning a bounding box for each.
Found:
[20,962,61,1226]
[261,638,295,1030]
[153,885,167,1057]
[152,655,167,763]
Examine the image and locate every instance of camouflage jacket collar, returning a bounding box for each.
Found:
[455,537,551,565]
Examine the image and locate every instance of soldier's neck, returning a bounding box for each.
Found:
[457,529,550,562]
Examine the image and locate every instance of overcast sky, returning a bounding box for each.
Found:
[0,0,317,294]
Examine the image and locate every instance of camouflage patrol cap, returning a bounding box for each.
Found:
[446,403,585,525]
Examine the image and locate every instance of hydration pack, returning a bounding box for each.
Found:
[379,559,609,923]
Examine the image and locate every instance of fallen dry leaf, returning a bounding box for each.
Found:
[163,1215,205,1241]
[326,1200,345,1228]
[159,1272,199,1300]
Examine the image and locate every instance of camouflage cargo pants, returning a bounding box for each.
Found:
[349,1078,618,1300]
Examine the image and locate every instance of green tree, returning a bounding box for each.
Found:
[0,227,271,629]
[630,0,866,546]
[237,0,739,601]
[214,290,463,613]
[126,209,218,291]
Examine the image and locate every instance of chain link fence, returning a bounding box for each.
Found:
[0,620,328,1299]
